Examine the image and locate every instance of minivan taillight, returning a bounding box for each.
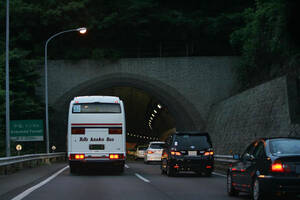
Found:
[72,128,85,134]
[109,128,122,134]
[204,151,214,156]
[171,151,182,156]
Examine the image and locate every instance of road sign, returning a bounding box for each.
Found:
[10,120,44,141]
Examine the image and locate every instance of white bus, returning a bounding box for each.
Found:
[68,96,126,173]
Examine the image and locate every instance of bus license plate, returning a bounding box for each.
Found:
[89,144,104,150]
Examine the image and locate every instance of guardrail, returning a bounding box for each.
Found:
[214,154,238,173]
[0,153,235,175]
[0,153,66,175]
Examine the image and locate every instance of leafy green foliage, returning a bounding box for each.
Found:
[0,50,43,156]
[230,0,300,90]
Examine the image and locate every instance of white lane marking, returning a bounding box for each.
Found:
[11,165,69,200]
[125,164,129,168]
[212,172,227,177]
[135,173,150,183]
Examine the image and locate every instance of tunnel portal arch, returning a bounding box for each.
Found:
[51,73,205,150]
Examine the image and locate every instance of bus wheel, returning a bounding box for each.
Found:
[118,166,124,174]
[70,166,77,174]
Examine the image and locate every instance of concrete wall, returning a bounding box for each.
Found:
[38,56,239,130]
[207,76,300,155]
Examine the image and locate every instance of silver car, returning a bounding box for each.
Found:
[144,141,165,164]
[135,145,148,159]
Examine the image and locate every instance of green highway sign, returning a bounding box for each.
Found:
[10,120,44,141]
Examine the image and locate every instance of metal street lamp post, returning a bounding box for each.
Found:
[5,0,10,157]
[44,27,86,154]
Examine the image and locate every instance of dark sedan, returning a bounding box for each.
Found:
[227,137,300,200]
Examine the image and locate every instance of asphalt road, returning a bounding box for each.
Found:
[1,160,297,200]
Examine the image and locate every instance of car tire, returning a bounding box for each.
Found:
[166,163,175,177]
[118,165,124,174]
[70,165,77,174]
[205,171,212,177]
[227,173,238,196]
[251,177,265,200]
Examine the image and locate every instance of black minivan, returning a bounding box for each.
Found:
[161,132,214,176]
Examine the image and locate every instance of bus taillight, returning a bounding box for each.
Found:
[109,154,124,160]
[69,154,85,160]
[72,128,85,134]
[109,128,122,134]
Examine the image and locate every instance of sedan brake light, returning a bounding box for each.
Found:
[271,161,290,172]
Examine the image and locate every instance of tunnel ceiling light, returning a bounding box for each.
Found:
[157,104,162,109]
[150,117,153,120]
[151,114,155,117]
[154,110,157,113]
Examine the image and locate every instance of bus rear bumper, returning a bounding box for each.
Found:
[69,159,125,169]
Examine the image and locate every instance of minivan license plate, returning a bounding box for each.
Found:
[188,151,197,156]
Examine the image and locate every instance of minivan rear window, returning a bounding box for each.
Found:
[72,103,121,113]
[174,135,211,149]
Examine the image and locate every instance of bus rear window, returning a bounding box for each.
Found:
[72,103,121,113]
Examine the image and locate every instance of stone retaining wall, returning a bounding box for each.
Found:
[207,76,300,154]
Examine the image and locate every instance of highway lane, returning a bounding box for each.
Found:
[5,160,255,200]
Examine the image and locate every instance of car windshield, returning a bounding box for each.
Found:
[269,139,300,155]
[174,134,211,149]
[149,143,164,149]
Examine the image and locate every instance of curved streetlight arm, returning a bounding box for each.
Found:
[45,29,78,50]
[44,28,83,154]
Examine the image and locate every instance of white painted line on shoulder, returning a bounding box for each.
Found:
[135,173,150,183]
[212,172,227,178]
[125,164,129,168]
[11,165,69,200]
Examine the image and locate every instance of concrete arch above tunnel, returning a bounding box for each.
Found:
[50,73,206,150]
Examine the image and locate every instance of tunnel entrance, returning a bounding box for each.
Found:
[50,73,204,151]
[96,86,175,144]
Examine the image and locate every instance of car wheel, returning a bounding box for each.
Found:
[251,177,264,200]
[70,166,76,174]
[166,164,175,177]
[227,173,238,196]
[205,171,212,177]
[116,165,124,174]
